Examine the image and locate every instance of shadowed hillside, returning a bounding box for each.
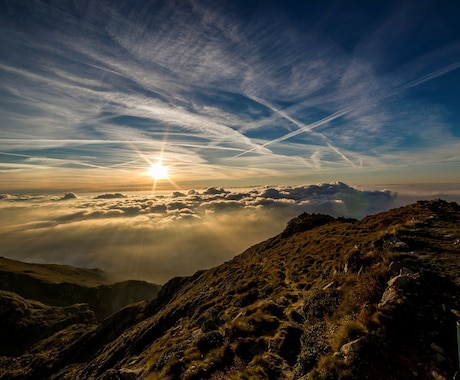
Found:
[0,258,161,357]
[0,200,459,379]
[0,258,161,322]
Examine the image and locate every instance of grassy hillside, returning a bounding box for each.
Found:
[0,199,459,379]
[0,257,109,286]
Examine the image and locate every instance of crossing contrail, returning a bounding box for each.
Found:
[233,100,353,159]
[403,60,460,90]
[233,60,460,163]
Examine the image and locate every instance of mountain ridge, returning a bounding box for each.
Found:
[0,257,161,323]
[1,199,459,379]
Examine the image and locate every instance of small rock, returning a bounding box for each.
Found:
[431,370,446,380]
[378,275,415,309]
[430,343,444,354]
[340,337,363,357]
[387,275,412,289]
[388,261,415,276]
[385,236,410,251]
[394,241,409,250]
[378,287,398,309]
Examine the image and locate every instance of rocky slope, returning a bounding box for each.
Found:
[0,199,459,379]
[0,258,161,359]
[0,290,96,356]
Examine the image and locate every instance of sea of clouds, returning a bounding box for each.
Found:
[0,182,398,283]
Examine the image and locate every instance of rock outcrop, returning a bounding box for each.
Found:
[0,290,96,356]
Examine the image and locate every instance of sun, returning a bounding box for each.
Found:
[148,162,169,180]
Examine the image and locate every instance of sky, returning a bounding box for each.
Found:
[1,1,460,283]
[0,0,459,192]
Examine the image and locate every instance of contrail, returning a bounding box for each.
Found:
[327,143,356,167]
[0,139,247,152]
[403,60,460,90]
[0,151,126,171]
[233,101,353,159]
[233,60,460,163]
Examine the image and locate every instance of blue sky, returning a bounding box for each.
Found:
[1,0,459,191]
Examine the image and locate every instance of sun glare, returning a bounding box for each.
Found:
[148,162,169,180]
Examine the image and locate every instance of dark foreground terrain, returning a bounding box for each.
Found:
[0,258,161,356]
[0,199,459,379]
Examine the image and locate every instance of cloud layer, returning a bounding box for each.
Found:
[1,182,398,283]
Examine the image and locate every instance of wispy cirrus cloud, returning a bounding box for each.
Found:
[0,0,459,191]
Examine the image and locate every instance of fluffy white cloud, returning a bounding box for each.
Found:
[0,182,399,283]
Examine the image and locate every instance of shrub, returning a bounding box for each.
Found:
[349,266,388,307]
[229,311,279,338]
